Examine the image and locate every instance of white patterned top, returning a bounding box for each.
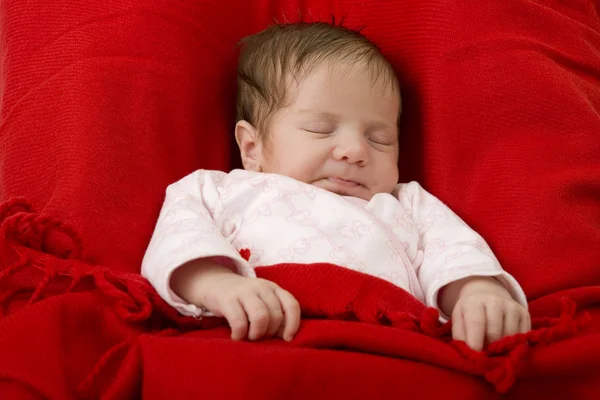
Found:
[142,169,527,319]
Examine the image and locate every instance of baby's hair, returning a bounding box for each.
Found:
[236,22,400,138]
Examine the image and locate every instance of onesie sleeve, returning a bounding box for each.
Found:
[141,170,255,318]
[402,182,527,320]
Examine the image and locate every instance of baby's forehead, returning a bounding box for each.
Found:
[281,58,400,98]
[271,64,400,124]
[293,54,396,81]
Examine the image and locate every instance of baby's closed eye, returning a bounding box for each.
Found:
[302,125,335,134]
[367,131,397,146]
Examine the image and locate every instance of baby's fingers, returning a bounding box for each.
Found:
[258,289,284,338]
[519,309,531,333]
[502,304,523,337]
[451,307,466,343]
[240,294,270,341]
[504,304,531,337]
[275,287,301,342]
[485,303,504,345]
[503,309,520,337]
[463,303,486,351]
[222,298,249,341]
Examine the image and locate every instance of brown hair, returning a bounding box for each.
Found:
[236,22,400,137]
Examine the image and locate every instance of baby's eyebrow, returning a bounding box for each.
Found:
[369,121,397,132]
[296,110,339,120]
[296,109,396,131]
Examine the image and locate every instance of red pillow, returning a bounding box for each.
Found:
[411,0,600,300]
[0,0,238,269]
[1,0,599,305]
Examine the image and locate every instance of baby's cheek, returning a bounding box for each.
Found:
[374,173,399,195]
[290,155,321,181]
[384,164,400,189]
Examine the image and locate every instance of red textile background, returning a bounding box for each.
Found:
[1,0,599,398]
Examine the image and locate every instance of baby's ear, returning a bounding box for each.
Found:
[235,120,262,172]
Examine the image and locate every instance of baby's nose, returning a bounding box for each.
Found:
[332,135,369,165]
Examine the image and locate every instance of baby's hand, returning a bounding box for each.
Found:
[171,261,301,342]
[202,273,301,342]
[441,277,530,351]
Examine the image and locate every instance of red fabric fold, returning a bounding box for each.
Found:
[0,200,597,399]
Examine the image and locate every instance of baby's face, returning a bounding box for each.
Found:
[256,61,400,201]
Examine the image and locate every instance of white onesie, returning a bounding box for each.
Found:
[142,169,527,319]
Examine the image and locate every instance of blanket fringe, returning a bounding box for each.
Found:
[0,198,204,328]
[0,199,593,396]
[0,199,213,398]
[0,197,33,221]
[417,307,453,337]
[1,198,83,260]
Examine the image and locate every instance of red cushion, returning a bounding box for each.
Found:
[414,1,600,300]
[0,0,238,269]
[1,0,599,294]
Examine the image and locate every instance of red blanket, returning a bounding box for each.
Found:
[1,0,600,398]
[0,200,598,399]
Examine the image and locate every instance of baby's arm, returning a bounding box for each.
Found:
[400,182,529,350]
[142,171,300,341]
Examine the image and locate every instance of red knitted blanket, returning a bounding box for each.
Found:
[1,198,597,399]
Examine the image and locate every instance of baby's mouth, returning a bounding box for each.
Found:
[327,177,360,187]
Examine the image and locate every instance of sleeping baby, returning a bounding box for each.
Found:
[142,22,530,351]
